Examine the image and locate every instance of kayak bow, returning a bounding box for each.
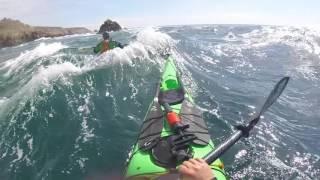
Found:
[125,55,226,179]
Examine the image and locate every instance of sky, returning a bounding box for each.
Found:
[1,0,320,29]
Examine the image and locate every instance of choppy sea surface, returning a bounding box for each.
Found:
[0,25,319,180]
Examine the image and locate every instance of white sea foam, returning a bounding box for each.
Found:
[205,26,320,79]
[26,62,81,89]
[248,105,256,109]
[12,143,24,163]
[82,27,175,71]
[76,92,95,143]
[240,26,320,56]
[2,42,67,76]
[0,97,8,106]
[199,53,217,65]
[77,157,89,169]
[294,62,319,81]
[34,37,51,41]
[129,79,138,100]
[211,45,227,57]
[136,27,173,52]
[235,149,248,159]
[27,138,33,151]
[224,31,237,41]
[0,62,81,116]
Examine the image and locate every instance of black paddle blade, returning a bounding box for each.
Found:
[204,77,290,164]
[258,77,290,117]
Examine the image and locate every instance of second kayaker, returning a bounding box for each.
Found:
[93,32,124,54]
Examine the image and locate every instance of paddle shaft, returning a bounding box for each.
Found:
[203,77,290,165]
[204,131,243,164]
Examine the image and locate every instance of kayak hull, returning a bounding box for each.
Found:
[125,56,226,180]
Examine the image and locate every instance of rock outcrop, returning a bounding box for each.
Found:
[0,18,92,48]
[98,19,121,33]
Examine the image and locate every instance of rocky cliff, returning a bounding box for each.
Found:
[98,19,122,33]
[0,18,92,48]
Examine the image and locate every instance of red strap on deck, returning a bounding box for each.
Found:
[166,112,181,126]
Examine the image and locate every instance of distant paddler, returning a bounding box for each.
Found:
[93,32,125,54]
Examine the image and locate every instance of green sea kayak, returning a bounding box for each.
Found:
[125,55,226,180]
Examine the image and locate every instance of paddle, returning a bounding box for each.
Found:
[203,77,290,164]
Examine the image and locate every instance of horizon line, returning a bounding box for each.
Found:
[2,17,320,31]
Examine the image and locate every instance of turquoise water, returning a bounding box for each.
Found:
[0,25,319,179]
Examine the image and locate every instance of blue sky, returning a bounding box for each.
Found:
[1,0,320,29]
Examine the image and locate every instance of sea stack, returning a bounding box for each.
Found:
[98,19,122,33]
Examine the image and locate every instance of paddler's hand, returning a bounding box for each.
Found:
[179,158,215,180]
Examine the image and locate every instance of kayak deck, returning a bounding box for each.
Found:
[125,56,226,179]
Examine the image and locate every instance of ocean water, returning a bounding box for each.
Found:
[0,25,319,180]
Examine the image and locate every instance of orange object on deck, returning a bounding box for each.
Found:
[166,112,181,126]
